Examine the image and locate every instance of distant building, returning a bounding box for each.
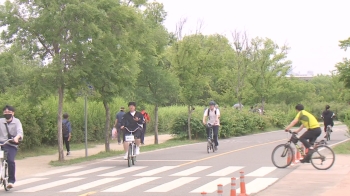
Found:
[285,75,313,81]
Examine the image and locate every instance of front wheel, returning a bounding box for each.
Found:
[127,144,132,167]
[132,144,136,165]
[271,144,294,168]
[311,145,335,170]
[3,162,9,191]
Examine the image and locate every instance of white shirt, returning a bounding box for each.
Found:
[203,108,220,125]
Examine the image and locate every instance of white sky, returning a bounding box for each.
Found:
[156,0,350,75]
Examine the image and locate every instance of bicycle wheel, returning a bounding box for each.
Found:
[327,127,331,141]
[212,142,215,153]
[207,142,210,153]
[132,144,136,165]
[3,162,9,191]
[311,145,335,170]
[271,144,294,168]
[127,144,132,167]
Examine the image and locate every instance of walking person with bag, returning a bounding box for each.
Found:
[0,105,23,189]
[62,113,72,156]
[140,108,150,145]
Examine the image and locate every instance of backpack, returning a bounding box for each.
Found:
[62,121,69,135]
[142,112,150,123]
[207,108,217,118]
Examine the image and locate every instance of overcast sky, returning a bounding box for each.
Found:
[155,0,350,75]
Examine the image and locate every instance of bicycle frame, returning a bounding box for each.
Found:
[0,139,13,191]
[284,131,327,157]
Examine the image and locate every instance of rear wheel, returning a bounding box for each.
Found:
[326,127,331,141]
[207,142,210,153]
[271,144,294,168]
[127,144,132,167]
[311,145,335,170]
[212,142,215,153]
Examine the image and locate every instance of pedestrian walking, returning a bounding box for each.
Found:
[113,107,125,145]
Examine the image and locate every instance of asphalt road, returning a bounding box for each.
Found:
[5,126,348,196]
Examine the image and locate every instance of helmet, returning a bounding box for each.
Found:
[209,101,216,106]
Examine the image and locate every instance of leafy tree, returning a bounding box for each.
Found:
[247,37,292,109]
[0,0,116,161]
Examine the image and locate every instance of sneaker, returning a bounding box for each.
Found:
[123,152,128,160]
[7,183,14,189]
[67,151,70,156]
[300,158,310,163]
[136,147,140,155]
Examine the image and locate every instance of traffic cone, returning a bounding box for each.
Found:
[287,150,292,164]
[201,192,207,195]
[239,171,248,196]
[217,184,223,196]
[231,177,236,196]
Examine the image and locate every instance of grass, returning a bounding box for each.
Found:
[333,140,350,154]
[49,139,203,167]
[16,142,98,160]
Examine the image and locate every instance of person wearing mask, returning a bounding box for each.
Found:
[0,105,23,189]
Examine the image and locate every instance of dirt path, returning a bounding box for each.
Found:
[16,134,173,179]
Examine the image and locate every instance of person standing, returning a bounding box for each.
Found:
[114,107,125,145]
[62,113,72,156]
[140,109,150,145]
[0,105,23,189]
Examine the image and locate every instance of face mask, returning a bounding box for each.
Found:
[4,114,13,120]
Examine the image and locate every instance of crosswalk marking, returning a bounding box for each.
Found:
[190,177,231,193]
[206,166,244,176]
[246,167,276,177]
[102,177,160,192]
[16,178,48,187]
[98,166,146,177]
[170,166,211,176]
[145,177,199,192]
[134,166,178,176]
[237,178,278,194]
[34,166,83,177]
[61,178,122,192]
[17,178,84,192]
[64,167,114,177]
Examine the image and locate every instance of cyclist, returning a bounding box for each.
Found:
[0,105,23,189]
[321,105,335,138]
[203,101,220,150]
[284,104,321,163]
[120,102,144,160]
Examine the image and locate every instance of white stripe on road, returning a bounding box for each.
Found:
[206,166,243,176]
[103,160,194,162]
[134,166,178,176]
[34,166,83,177]
[98,166,146,177]
[145,177,199,192]
[170,166,211,176]
[61,178,122,192]
[190,178,231,193]
[15,178,48,187]
[246,167,276,177]
[17,178,84,192]
[102,177,160,192]
[237,178,278,194]
[64,167,114,177]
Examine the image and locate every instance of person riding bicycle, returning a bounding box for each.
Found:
[203,101,220,151]
[120,102,144,160]
[0,105,23,189]
[321,105,335,138]
[284,104,322,163]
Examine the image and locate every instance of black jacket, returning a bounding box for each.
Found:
[121,111,144,130]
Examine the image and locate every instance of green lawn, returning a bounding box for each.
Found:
[333,140,350,154]
[49,139,203,167]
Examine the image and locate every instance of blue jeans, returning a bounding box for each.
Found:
[2,145,17,183]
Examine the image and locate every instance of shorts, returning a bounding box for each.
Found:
[123,127,142,142]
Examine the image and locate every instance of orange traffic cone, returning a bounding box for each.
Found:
[239,171,248,196]
[231,177,236,196]
[201,192,207,195]
[217,184,223,196]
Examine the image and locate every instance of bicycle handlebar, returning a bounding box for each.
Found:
[0,139,14,146]
[123,127,141,133]
[285,130,298,135]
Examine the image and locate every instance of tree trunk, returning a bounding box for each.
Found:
[187,105,192,140]
[261,97,265,115]
[103,100,110,152]
[154,104,159,144]
[57,86,64,161]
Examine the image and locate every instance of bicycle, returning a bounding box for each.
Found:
[0,139,14,191]
[123,127,141,167]
[325,125,332,141]
[271,130,335,170]
[206,123,215,153]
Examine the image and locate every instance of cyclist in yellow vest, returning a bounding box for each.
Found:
[285,104,321,163]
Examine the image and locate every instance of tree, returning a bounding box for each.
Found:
[247,37,292,110]
[0,0,113,161]
[135,2,180,144]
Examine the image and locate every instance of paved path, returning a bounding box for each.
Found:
[16,134,173,179]
[4,125,348,196]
